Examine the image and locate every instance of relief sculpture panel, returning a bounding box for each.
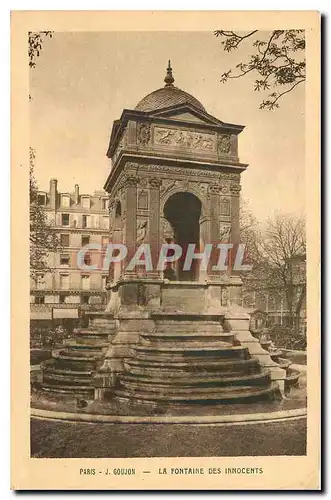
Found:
[154,126,216,152]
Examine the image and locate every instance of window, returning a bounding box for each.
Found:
[81,275,90,291]
[37,194,46,205]
[81,196,90,209]
[82,235,90,246]
[60,234,70,247]
[101,198,108,210]
[35,295,45,305]
[60,274,69,290]
[81,295,90,304]
[101,236,108,247]
[103,217,109,229]
[102,275,107,289]
[61,194,70,207]
[36,274,45,290]
[84,253,91,266]
[60,254,70,266]
[59,294,67,304]
[82,215,90,228]
[61,213,70,226]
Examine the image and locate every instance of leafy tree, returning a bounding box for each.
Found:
[30,148,60,280]
[28,31,53,68]
[214,30,305,110]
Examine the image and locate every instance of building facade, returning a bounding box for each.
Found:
[30,179,109,328]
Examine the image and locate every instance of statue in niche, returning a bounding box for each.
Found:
[137,123,151,145]
[136,220,148,243]
[219,224,231,243]
[162,218,174,241]
[221,287,229,306]
[217,134,231,155]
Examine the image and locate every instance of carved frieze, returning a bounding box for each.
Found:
[217,134,231,155]
[137,122,151,146]
[209,184,220,195]
[149,178,162,189]
[229,182,241,196]
[220,184,231,195]
[124,175,139,188]
[154,127,216,152]
[198,183,209,196]
[160,180,178,197]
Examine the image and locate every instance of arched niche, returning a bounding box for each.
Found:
[163,191,202,282]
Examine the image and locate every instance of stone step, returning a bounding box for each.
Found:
[43,372,93,385]
[120,370,270,388]
[132,348,250,363]
[75,328,113,337]
[64,340,109,350]
[52,349,104,362]
[115,384,276,404]
[140,340,234,349]
[49,359,98,372]
[119,380,271,396]
[42,383,93,397]
[42,361,92,376]
[141,331,234,342]
[154,324,224,333]
[89,319,116,327]
[133,345,245,355]
[125,357,260,375]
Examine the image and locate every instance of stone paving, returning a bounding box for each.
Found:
[30,417,307,458]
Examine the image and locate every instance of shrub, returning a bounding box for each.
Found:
[267,325,307,350]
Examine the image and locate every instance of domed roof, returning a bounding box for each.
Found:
[135,61,206,113]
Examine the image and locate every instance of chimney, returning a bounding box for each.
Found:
[74,184,79,205]
[49,178,58,209]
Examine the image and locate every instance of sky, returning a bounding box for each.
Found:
[30,31,305,221]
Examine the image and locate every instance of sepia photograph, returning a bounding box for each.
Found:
[11,10,320,490]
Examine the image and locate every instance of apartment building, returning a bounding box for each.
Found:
[30,179,110,328]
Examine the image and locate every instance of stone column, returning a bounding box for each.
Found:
[123,174,138,276]
[230,179,241,277]
[207,183,220,279]
[148,177,162,277]
[230,180,241,248]
[228,178,242,304]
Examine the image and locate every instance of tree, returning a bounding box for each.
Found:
[241,212,306,333]
[28,31,53,68]
[214,30,305,110]
[30,148,60,280]
[29,33,59,279]
[258,214,306,332]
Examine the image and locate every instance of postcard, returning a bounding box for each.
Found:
[11,10,320,490]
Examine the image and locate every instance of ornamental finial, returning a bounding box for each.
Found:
[164,60,175,87]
